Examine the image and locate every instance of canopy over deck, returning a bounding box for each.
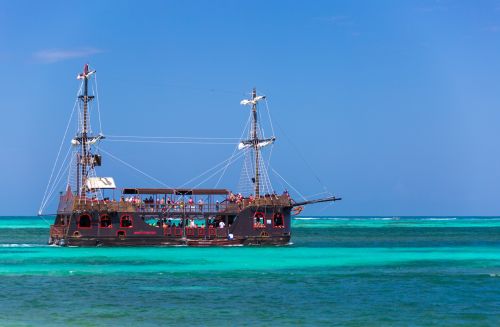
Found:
[122,188,230,195]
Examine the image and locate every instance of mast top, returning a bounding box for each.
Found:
[240,88,266,106]
[77,64,96,80]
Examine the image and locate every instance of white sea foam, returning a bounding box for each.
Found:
[294,217,355,220]
[294,217,402,221]
[293,217,499,221]
[422,218,457,221]
[0,243,45,247]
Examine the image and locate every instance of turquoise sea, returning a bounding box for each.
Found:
[0,216,499,326]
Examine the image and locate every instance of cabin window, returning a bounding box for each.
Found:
[120,215,133,228]
[253,212,265,228]
[100,215,112,228]
[78,214,92,228]
[117,230,126,239]
[273,213,284,228]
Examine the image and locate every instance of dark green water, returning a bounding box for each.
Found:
[1,216,499,326]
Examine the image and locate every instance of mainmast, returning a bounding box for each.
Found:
[251,88,261,197]
[239,88,275,197]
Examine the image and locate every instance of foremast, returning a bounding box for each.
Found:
[73,64,103,196]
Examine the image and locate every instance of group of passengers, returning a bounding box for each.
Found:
[165,218,205,229]
[86,190,290,207]
[120,196,210,212]
[227,190,290,208]
[155,217,227,229]
[116,189,290,213]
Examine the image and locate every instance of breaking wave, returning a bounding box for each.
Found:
[0,243,47,248]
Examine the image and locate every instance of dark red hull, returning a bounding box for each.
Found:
[50,191,293,246]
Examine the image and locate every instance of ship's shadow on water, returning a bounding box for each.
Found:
[0,216,499,326]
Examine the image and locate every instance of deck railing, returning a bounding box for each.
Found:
[72,194,292,213]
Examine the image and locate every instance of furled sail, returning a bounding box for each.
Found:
[71,133,105,146]
[238,137,276,150]
[240,95,265,106]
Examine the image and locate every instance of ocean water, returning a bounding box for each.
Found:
[0,216,499,326]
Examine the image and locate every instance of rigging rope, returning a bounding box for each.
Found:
[258,149,273,194]
[66,149,77,192]
[39,83,82,215]
[237,149,253,195]
[44,163,70,207]
[304,191,330,198]
[215,112,252,187]
[96,146,172,188]
[264,98,276,137]
[106,135,240,140]
[271,168,307,201]
[274,119,331,196]
[93,72,103,134]
[192,152,246,189]
[181,149,247,188]
[40,145,73,212]
[263,98,276,174]
[40,161,70,215]
[105,139,237,145]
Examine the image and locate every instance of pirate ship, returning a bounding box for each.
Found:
[42,65,340,246]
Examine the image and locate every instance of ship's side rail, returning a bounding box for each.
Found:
[73,200,137,212]
[72,200,231,214]
[245,195,292,207]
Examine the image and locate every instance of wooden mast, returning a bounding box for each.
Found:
[77,64,94,196]
[251,88,260,197]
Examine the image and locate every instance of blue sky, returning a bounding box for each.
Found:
[2,0,500,215]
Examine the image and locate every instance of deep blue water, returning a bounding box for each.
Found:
[0,216,499,326]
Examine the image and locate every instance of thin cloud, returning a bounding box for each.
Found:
[34,47,103,63]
